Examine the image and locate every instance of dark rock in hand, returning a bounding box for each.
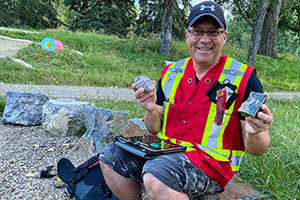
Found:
[134,75,155,93]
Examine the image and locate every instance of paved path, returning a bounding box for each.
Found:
[0,83,135,101]
[0,83,299,101]
[0,37,32,57]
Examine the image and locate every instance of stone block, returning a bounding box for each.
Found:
[2,91,49,126]
[42,98,93,136]
[78,106,128,158]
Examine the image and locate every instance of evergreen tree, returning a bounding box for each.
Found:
[136,0,191,40]
[0,0,60,28]
[215,0,300,35]
[64,0,136,37]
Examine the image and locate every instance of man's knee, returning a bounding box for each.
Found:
[143,173,188,200]
[143,173,161,198]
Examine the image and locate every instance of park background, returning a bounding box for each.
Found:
[0,0,299,199]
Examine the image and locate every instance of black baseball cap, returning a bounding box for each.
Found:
[186,1,226,30]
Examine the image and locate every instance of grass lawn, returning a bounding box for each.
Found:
[239,98,300,199]
[0,28,300,91]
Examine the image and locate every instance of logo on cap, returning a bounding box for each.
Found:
[200,4,215,11]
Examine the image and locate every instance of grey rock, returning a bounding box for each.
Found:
[123,118,150,137]
[134,75,155,93]
[204,175,267,200]
[42,98,93,136]
[78,106,128,157]
[1,91,49,126]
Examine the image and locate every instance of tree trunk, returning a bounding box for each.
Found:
[160,0,173,56]
[258,0,282,58]
[247,0,269,65]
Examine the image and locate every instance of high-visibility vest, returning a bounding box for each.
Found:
[157,56,255,178]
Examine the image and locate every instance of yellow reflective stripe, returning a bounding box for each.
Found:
[216,57,243,149]
[218,73,226,82]
[219,57,233,81]
[219,57,233,82]
[201,149,229,161]
[209,147,230,155]
[169,58,189,104]
[201,102,215,146]
[170,138,177,143]
[160,102,170,138]
[155,135,196,152]
[231,165,239,172]
[239,63,247,72]
[157,132,168,140]
[224,57,233,70]
[233,63,247,87]
[185,147,196,152]
[169,73,183,104]
[161,63,175,92]
[180,141,194,147]
[232,150,244,157]
[217,103,235,149]
[197,145,230,161]
[177,140,196,152]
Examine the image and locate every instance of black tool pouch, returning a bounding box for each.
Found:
[206,80,239,109]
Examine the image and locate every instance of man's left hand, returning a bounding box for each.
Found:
[245,104,273,135]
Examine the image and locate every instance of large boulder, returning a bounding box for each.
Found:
[78,106,128,159]
[42,98,93,136]
[1,91,49,126]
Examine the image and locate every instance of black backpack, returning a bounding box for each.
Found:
[57,154,118,200]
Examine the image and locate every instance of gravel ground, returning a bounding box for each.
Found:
[0,121,80,200]
[0,121,151,200]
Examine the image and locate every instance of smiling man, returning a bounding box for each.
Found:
[100,1,273,200]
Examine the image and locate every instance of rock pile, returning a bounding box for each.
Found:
[1,90,149,160]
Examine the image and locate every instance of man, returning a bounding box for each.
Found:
[99,1,273,199]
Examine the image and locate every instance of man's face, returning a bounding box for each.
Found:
[186,16,227,67]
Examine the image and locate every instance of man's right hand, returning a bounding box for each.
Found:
[132,81,157,112]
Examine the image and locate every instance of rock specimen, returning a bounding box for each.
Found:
[134,75,155,93]
[238,91,267,117]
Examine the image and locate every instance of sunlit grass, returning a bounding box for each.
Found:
[239,98,300,199]
[0,29,300,91]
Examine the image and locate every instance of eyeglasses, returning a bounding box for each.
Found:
[187,28,224,39]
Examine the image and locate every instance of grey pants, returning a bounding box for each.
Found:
[100,143,224,198]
